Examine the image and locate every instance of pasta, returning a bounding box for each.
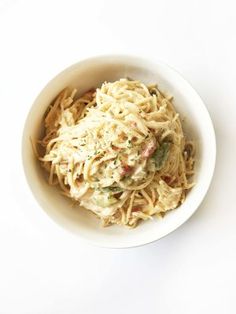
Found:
[39,79,195,228]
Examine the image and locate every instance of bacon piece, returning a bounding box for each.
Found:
[162,175,172,184]
[120,165,133,176]
[142,138,157,158]
[130,121,137,128]
[132,206,141,212]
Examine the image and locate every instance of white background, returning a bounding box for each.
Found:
[0,0,236,313]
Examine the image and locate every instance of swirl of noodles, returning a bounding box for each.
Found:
[39,79,195,227]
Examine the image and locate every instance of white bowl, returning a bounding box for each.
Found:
[22,55,216,248]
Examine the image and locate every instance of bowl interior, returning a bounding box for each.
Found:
[22,56,216,248]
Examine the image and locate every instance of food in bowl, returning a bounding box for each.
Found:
[38,78,195,228]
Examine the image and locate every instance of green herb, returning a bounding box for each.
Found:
[102,186,122,193]
[127,140,132,148]
[152,142,171,170]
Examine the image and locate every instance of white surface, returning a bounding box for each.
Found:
[22,55,216,248]
[0,0,235,313]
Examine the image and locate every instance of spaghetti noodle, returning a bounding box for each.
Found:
[39,79,195,227]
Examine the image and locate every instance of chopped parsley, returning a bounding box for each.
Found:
[102,186,122,193]
[127,140,132,148]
